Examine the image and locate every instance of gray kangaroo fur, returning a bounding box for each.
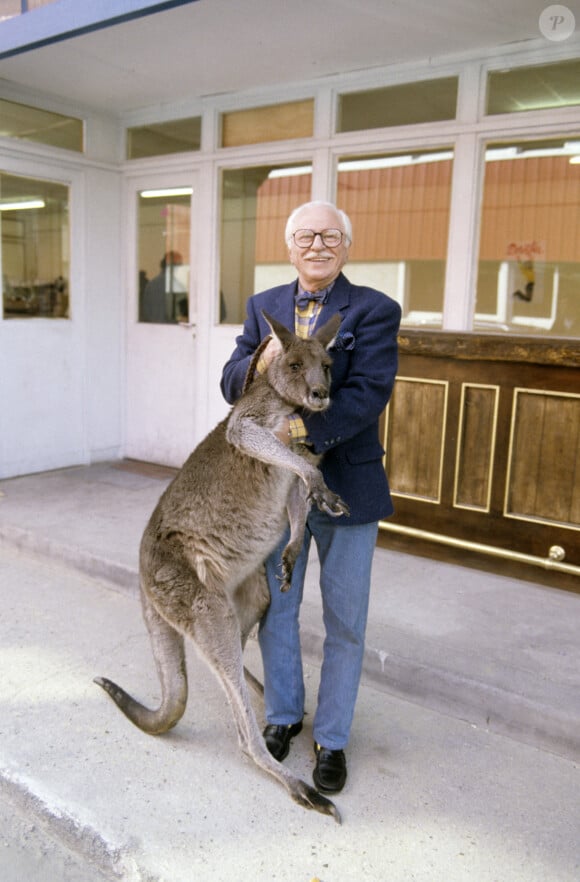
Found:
[95,311,349,823]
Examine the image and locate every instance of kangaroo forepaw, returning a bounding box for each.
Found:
[309,485,350,519]
[321,496,350,518]
[290,780,341,824]
[276,571,292,593]
[278,546,300,592]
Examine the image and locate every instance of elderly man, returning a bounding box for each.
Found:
[221,201,401,794]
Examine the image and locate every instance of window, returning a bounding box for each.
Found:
[0,0,20,19]
[486,59,580,115]
[0,98,83,152]
[220,100,314,148]
[220,164,312,323]
[1,172,70,319]
[127,117,202,160]
[137,188,192,324]
[337,77,458,133]
[336,150,454,327]
[475,138,580,337]
[0,0,58,19]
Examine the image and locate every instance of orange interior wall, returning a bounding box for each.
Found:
[255,157,580,264]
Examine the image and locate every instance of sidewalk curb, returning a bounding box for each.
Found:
[0,765,153,881]
[299,625,580,760]
[0,525,139,596]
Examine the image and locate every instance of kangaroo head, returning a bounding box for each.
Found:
[262,311,342,412]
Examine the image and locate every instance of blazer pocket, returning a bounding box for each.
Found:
[345,441,385,465]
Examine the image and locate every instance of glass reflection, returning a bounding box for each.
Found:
[220,165,312,324]
[337,150,454,328]
[475,139,580,337]
[137,189,192,324]
[1,173,69,319]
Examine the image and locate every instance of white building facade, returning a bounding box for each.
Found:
[0,1,579,480]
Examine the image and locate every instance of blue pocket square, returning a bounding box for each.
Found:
[332,332,355,351]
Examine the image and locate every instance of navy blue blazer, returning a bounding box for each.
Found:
[220,273,401,525]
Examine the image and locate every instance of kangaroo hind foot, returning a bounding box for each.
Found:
[289,778,341,824]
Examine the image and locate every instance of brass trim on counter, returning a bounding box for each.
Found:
[379,521,580,577]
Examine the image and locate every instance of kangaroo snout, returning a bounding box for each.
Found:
[308,385,330,409]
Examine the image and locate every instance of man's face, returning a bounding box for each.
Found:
[287,205,350,292]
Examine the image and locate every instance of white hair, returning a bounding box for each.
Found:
[284,201,353,246]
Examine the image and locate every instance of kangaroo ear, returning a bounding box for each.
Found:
[262,310,295,350]
[314,313,342,350]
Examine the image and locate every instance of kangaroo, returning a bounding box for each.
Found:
[94,311,349,823]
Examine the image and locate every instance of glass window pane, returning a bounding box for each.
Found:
[0,0,20,19]
[27,0,61,9]
[221,100,314,148]
[220,164,312,324]
[486,59,580,115]
[1,173,70,319]
[336,150,454,328]
[0,98,83,152]
[137,188,192,324]
[475,138,580,337]
[127,118,201,160]
[337,78,458,133]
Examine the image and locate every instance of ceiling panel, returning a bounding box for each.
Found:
[0,0,571,115]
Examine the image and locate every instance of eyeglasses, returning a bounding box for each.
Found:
[292,228,344,248]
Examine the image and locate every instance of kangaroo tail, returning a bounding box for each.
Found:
[93,676,187,735]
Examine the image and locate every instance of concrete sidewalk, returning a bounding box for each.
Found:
[0,462,579,881]
[0,461,578,759]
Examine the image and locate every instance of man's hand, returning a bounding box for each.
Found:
[274,416,291,446]
[274,414,309,447]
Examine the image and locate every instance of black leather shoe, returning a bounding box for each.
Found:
[313,742,347,793]
[263,721,303,761]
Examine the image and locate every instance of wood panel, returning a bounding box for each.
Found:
[454,384,499,511]
[383,332,580,591]
[506,389,580,526]
[386,378,448,502]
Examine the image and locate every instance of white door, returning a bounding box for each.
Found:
[125,174,198,467]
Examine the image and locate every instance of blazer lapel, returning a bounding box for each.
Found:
[318,273,350,326]
[263,280,298,331]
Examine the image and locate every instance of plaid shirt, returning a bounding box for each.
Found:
[294,295,324,339]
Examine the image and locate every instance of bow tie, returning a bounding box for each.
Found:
[295,289,328,310]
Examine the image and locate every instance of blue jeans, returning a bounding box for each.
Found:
[258,509,379,750]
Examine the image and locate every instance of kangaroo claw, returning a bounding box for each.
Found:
[320,498,350,518]
[290,780,342,824]
[275,572,292,592]
[310,487,350,518]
